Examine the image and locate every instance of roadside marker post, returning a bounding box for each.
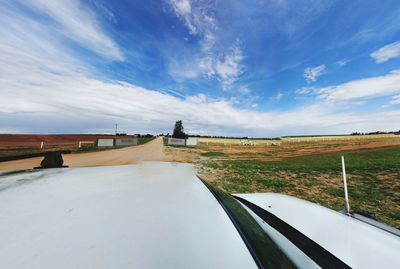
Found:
[341,156,351,214]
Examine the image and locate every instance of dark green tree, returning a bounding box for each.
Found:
[172,120,186,139]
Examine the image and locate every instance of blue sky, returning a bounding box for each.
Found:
[1,0,400,136]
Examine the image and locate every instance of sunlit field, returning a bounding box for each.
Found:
[164,136,400,227]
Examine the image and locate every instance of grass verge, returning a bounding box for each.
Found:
[201,146,400,227]
[201,151,226,157]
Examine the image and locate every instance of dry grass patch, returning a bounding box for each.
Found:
[198,146,400,227]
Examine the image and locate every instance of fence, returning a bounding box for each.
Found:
[281,134,399,142]
[195,137,281,146]
[0,134,138,150]
[167,137,186,146]
[97,139,114,147]
[186,138,198,146]
[115,137,138,146]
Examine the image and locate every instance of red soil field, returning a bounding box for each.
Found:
[0,134,135,149]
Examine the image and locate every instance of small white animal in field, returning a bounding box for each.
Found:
[249,140,256,146]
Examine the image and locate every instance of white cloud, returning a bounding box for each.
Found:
[90,0,117,23]
[0,127,25,134]
[318,70,400,101]
[1,1,399,136]
[336,59,348,66]
[1,23,397,136]
[180,43,245,90]
[371,41,400,63]
[238,85,251,95]
[296,86,320,95]
[169,0,216,39]
[2,73,399,136]
[303,64,325,83]
[170,0,197,35]
[168,57,201,80]
[170,0,191,15]
[24,0,123,61]
[275,91,284,101]
[168,0,244,89]
[390,94,400,105]
[214,45,245,89]
[259,0,335,38]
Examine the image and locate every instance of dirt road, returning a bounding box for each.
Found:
[0,137,166,172]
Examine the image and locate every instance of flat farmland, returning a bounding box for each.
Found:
[0,134,147,160]
[193,134,400,146]
[194,137,281,145]
[165,135,400,227]
[187,134,400,161]
[0,134,121,149]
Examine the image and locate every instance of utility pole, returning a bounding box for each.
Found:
[115,123,118,135]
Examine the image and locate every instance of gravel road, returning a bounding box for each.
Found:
[0,137,166,171]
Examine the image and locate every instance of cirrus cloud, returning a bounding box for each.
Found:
[318,70,400,101]
[303,64,326,83]
[167,0,244,89]
[371,41,400,63]
[24,0,123,61]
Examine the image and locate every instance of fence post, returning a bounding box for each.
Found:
[78,141,82,148]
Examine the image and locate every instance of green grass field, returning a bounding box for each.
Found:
[201,151,226,157]
[202,146,400,227]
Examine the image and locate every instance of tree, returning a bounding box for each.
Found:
[172,120,186,139]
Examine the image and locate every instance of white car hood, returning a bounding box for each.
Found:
[0,162,257,269]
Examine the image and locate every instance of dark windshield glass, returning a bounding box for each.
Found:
[200,177,297,269]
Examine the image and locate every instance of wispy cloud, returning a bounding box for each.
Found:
[298,70,400,102]
[296,86,320,95]
[259,0,335,38]
[167,0,244,89]
[170,0,196,33]
[272,90,285,102]
[200,44,244,89]
[90,0,117,23]
[169,0,216,50]
[215,45,244,88]
[275,91,284,101]
[370,41,400,63]
[238,85,251,95]
[303,64,325,83]
[390,94,400,105]
[2,5,397,137]
[336,59,348,66]
[24,0,123,61]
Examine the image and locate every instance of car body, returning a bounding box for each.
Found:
[0,162,399,268]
